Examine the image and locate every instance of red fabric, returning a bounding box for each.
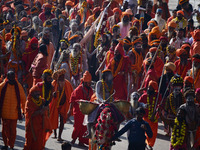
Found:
[105,50,114,67]
[2,119,17,148]
[107,56,129,100]
[175,59,192,79]
[22,37,39,73]
[69,84,93,144]
[115,42,125,56]
[153,57,164,77]
[39,12,55,23]
[144,68,158,89]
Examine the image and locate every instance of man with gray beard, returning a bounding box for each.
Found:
[153,8,166,32]
[32,16,43,35]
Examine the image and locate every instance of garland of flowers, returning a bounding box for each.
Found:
[94,29,100,48]
[102,80,113,102]
[57,86,65,108]
[106,51,111,66]
[147,95,157,122]
[31,96,43,107]
[171,118,186,147]
[169,93,184,115]
[111,57,124,77]
[42,82,51,102]
[70,51,82,76]
[12,25,18,59]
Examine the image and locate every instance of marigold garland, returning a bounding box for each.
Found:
[171,118,186,147]
[70,51,82,76]
[31,96,43,106]
[94,29,100,48]
[169,93,184,115]
[111,57,123,77]
[147,95,157,122]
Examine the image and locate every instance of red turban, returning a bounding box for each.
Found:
[20,30,28,38]
[5,33,11,41]
[92,7,100,14]
[29,37,38,46]
[65,1,74,6]
[193,29,200,41]
[168,21,177,28]
[87,0,94,4]
[177,10,184,16]
[115,42,125,56]
[113,8,122,16]
[176,48,187,57]
[184,76,194,84]
[81,71,92,82]
[148,80,158,91]
[181,43,191,50]
[149,47,157,53]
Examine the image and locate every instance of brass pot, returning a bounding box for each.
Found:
[78,100,99,115]
[112,100,131,114]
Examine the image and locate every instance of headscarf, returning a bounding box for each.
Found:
[81,71,92,82]
[148,80,158,91]
[28,37,38,48]
[147,20,158,26]
[192,29,200,42]
[28,85,40,99]
[168,21,177,28]
[150,26,161,38]
[43,3,52,9]
[184,76,194,84]
[164,62,176,72]
[181,43,191,50]
[52,69,67,80]
[177,10,184,16]
[115,42,125,56]
[113,8,122,16]
[176,48,187,57]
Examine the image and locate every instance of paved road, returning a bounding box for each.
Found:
[1,0,199,149]
[0,117,170,150]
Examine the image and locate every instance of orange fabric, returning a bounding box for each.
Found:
[149,80,158,91]
[85,15,95,28]
[0,80,26,120]
[24,91,48,150]
[81,71,92,82]
[92,7,100,14]
[175,59,192,79]
[49,80,73,129]
[168,20,177,28]
[149,47,157,53]
[143,117,158,147]
[147,20,157,26]
[33,78,42,86]
[43,3,52,8]
[193,29,200,41]
[2,119,17,148]
[148,26,161,45]
[113,8,122,16]
[65,1,74,6]
[131,48,143,74]
[184,76,194,84]
[177,10,184,16]
[190,41,200,57]
[153,57,164,77]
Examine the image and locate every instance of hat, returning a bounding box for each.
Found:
[168,20,177,28]
[149,47,157,53]
[92,7,100,14]
[122,12,130,17]
[52,69,67,80]
[184,76,194,84]
[177,10,184,16]
[193,29,200,41]
[81,71,92,82]
[148,80,158,91]
[125,8,133,15]
[176,48,187,57]
[65,1,74,6]
[181,43,191,50]
[165,62,176,72]
[113,8,122,16]
[132,37,142,45]
[179,0,189,5]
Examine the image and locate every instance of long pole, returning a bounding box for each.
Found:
[140,41,162,89]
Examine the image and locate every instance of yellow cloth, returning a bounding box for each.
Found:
[0,80,26,120]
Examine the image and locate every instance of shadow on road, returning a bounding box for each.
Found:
[157,133,170,141]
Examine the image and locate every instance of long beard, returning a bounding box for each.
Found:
[155,14,161,23]
[33,24,39,30]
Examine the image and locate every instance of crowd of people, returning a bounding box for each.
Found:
[0,0,200,149]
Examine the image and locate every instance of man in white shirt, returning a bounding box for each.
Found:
[153,8,166,32]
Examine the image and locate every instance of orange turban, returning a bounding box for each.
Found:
[125,9,133,16]
[21,17,27,22]
[193,29,200,41]
[184,76,194,84]
[21,30,28,37]
[65,1,74,6]
[150,39,160,46]
[113,8,122,16]
[149,47,157,53]
[92,7,100,14]
[150,26,161,38]
[5,33,11,41]
[122,12,130,17]
[81,71,92,82]
[176,48,187,57]
[168,21,177,28]
[179,0,189,5]
[43,3,52,8]
[102,69,112,73]
[148,80,158,91]
[115,42,125,56]
[147,20,157,26]
[177,10,184,16]
[181,43,191,50]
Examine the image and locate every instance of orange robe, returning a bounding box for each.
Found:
[189,69,200,89]
[175,59,192,79]
[138,92,162,147]
[49,80,73,130]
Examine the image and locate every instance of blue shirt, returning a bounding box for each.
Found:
[112,118,153,144]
